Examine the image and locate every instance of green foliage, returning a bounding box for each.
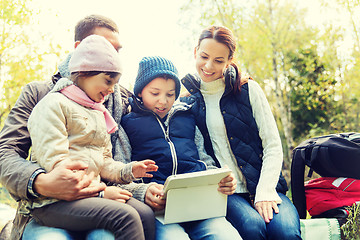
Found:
[0,0,62,128]
[287,46,338,140]
[331,51,360,133]
[180,0,360,162]
[341,203,360,240]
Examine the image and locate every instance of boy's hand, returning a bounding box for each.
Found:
[103,186,132,203]
[132,160,158,178]
[218,172,237,195]
[145,184,165,210]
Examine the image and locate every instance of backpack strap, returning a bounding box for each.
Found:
[291,148,307,219]
[307,145,320,178]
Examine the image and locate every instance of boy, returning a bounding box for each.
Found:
[121,56,242,240]
[121,56,212,184]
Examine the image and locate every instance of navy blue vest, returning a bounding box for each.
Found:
[181,67,288,197]
[121,97,207,184]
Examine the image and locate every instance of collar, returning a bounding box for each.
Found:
[200,78,225,95]
[181,65,237,96]
[51,53,72,85]
[58,53,73,79]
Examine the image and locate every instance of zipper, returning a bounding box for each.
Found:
[159,104,190,175]
[156,116,178,175]
[133,96,191,176]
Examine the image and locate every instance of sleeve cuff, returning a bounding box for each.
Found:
[27,168,46,198]
[120,162,138,183]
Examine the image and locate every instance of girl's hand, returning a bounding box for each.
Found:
[254,201,279,223]
[218,172,237,195]
[103,186,132,203]
[145,184,166,210]
[132,160,158,178]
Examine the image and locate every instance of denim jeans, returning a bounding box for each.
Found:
[226,193,302,240]
[30,197,145,240]
[22,219,115,240]
[24,197,155,240]
[155,217,242,240]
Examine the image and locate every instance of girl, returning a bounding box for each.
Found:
[181,26,302,240]
[26,35,157,240]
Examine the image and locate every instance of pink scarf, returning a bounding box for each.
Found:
[60,84,118,134]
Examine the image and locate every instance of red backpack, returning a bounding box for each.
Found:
[305,177,360,216]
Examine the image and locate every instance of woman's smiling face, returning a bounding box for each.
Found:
[194,38,231,83]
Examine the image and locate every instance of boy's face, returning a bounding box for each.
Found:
[139,77,176,118]
[78,73,120,102]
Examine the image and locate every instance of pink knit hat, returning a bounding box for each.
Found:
[69,35,122,74]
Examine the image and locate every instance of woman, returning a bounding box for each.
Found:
[181,25,301,240]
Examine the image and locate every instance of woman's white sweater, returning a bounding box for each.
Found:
[200,78,283,204]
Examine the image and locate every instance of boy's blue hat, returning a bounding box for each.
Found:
[134,56,180,99]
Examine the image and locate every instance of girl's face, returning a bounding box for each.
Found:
[194,38,231,83]
[77,73,120,102]
[139,77,176,119]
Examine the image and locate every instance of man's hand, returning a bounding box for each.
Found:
[255,201,279,223]
[103,186,132,203]
[218,172,237,195]
[144,183,165,210]
[132,160,158,178]
[33,161,105,201]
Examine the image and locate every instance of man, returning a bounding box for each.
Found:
[0,14,164,240]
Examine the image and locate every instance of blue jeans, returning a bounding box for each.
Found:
[155,217,242,240]
[28,197,153,240]
[22,219,115,240]
[226,193,301,240]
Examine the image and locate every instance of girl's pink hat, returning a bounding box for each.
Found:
[69,34,122,74]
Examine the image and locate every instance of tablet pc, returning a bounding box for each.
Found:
[162,168,232,197]
[157,168,232,224]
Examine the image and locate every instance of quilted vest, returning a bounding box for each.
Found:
[181,67,288,197]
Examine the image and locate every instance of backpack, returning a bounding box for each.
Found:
[305,177,360,216]
[291,132,360,219]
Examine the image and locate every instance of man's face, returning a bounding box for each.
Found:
[75,27,122,52]
[92,27,122,52]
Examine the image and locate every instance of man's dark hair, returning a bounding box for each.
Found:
[74,14,119,41]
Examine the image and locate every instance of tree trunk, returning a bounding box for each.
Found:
[268,0,294,166]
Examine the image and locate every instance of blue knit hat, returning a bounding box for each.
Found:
[134,56,180,99]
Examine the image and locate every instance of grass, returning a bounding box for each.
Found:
[341,204,360,240]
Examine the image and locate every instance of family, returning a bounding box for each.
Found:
[0,14,302,240]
